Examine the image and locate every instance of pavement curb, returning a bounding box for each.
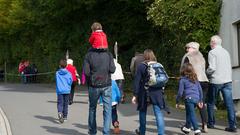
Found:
[0,107,12,135]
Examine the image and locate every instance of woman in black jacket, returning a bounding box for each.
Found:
[132,49,169,135]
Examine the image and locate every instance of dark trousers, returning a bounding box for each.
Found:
[69,81,77,103]
[116,79,124,98]
[112,105,118,126]
[198,82,208,126]
[57,94,69,118]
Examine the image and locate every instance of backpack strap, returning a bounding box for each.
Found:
[142,61,157,66]
[141,61,148,66]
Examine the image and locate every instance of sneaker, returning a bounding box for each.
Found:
[69,101,73,105]
[135,129,140,135]
[58,112,64,123]
[113,127,120,134]
[207,125,215,129]
[194,129,201,135]
[225,127,237,132]
[202,124,208,133]
[181,126,191,134]
[63,117,67,122]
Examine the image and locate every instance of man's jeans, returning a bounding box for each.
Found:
[207,82,236,128]
[185,98,199,131]
[139,105,165,135]
[57,94,69,118]
[88,86,112,135]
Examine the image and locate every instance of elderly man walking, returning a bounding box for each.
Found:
[180,42,209,133]
[206,35,237,132]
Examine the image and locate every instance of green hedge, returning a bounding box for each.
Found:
[0,0,222,84]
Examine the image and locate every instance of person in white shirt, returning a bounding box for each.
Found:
[111,59,125,103]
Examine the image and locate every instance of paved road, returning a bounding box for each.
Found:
[0,83,239,135]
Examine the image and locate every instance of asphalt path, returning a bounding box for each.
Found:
[0,83,239,135]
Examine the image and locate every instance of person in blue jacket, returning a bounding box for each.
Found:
[100,80,121,134]
[176,63,203,135]
[56,59,73,123]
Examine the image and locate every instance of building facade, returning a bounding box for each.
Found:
[219,0,240,101]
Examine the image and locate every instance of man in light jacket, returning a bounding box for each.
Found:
[180,42,209,132]
[206,35,237,132]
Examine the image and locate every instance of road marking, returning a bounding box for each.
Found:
[0,107,12,135]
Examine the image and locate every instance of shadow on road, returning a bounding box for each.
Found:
[47,100,89,104]
[41,126,86,135]
[35,115,59,124]
[73,123,136,135]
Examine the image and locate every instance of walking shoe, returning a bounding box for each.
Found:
[63,117,67,122]
[207,124,215,129]
[194,129,201,135]
[181,126,191,134]
[225,127,237,132]
[201,124,208,133]
[58,112,64,123]
[69,101,73,105]
[113,127,120,134]
[113,121,120,134]
[135,129,140,135]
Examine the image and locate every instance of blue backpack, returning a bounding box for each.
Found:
[144,61,169,89]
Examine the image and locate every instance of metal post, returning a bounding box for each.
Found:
[114,41,118,62]
[4,61,7,83]
[66,50,69,60]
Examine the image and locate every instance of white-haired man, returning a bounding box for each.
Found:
[206,35,237,132]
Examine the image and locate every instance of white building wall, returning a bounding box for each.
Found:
[219,0,240,99]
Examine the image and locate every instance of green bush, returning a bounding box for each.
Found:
[0,0,222,85]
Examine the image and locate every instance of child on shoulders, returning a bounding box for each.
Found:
[89,22,108,49]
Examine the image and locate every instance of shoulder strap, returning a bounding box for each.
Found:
[142,61,157,66]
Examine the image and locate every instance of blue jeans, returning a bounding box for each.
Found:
[185,98,199,131]
[88,86,112,135]
[57,94,69,118]
[139,105,164,135]
[207,82,236,128]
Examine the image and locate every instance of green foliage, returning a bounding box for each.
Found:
[0,0,154,82]
[147,0,222,57]
[0,0,222,83]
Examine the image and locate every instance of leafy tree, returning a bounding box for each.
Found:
[147,0,222,61]
[0,0,222,83]
[0,0,156,82]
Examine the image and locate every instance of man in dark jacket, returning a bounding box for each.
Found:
[83,48,116,135]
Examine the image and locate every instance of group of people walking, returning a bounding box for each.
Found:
[176,35,237,135]
[55,21,237,135]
